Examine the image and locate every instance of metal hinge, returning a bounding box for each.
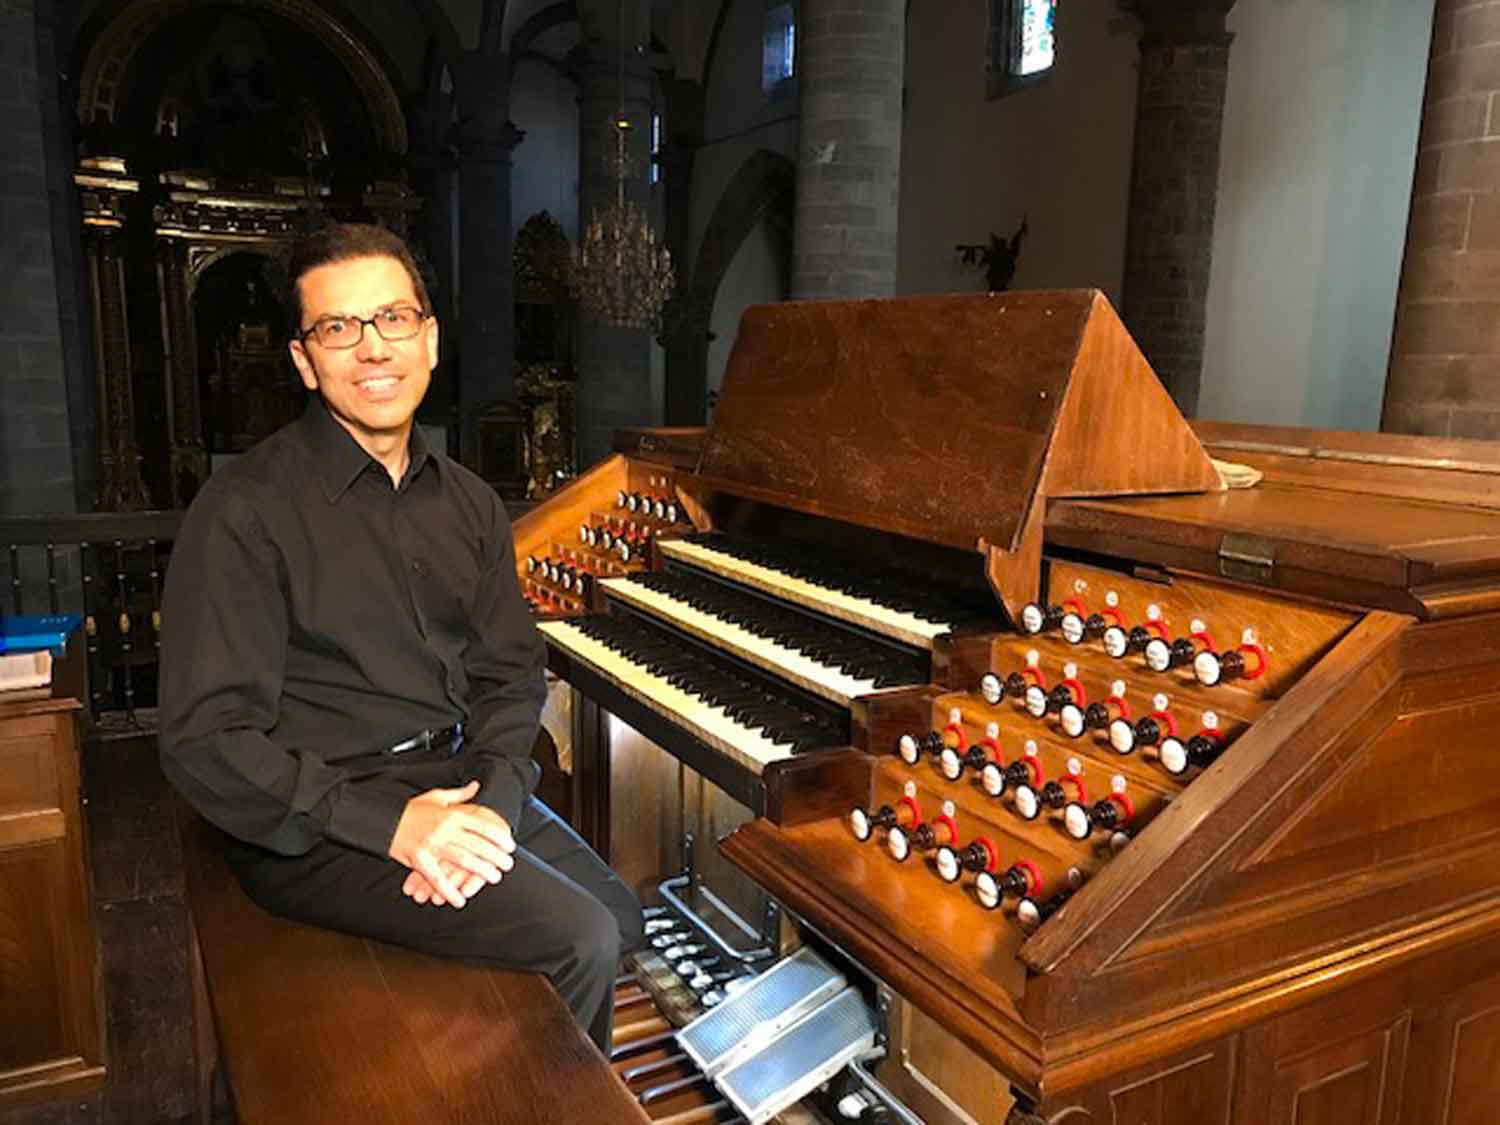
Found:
[1218,532,1277,584]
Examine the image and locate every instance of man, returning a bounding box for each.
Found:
[159,222,640,1052]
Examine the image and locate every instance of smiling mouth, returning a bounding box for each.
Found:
[355,375,402,392]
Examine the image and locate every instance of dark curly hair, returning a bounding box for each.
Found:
[284,222,432,336]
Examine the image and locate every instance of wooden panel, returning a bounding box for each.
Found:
[0,846,68,1074]
[1048,483,1500,594]
[1040,1038,1237,1125]
[0,715,60,817]
[1402,967,1500,1125]
[1193,420,1500,511]
[1235,989,1409,1125]
[604,710,684,904]
[700,290,1217,555]
[881,996,1014,1125]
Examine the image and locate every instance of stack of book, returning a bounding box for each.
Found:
[0,614,82,699]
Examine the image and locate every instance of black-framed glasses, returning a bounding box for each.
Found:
[300,305,429,349]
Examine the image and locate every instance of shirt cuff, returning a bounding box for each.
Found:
[323,782,410,857]
[474,757,540,831]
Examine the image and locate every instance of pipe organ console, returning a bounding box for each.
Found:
[515,291,1500,1123]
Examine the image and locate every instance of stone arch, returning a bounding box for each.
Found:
[688,148,796,323]
[78,0,410,154]
[661,147,794,424]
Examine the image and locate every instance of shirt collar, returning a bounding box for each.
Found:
[300,399,438,502]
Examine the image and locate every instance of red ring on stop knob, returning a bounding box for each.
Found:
[1108,792,1136,825]
[1106,693,1131,719]
[1238,642,1269,680]
[1060,677,1088,706]
[1143,619,1170,639]
[1014,859,1044,897]
[1061,773,1088,803]
[1151,709,1179,737]
[1191,630,1218,653]
[973,837,999,873]
[898,796,922,826]
[943,722,968,750]
[1022,666,1048,688]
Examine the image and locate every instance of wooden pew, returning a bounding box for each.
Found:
[175,804,650,1124]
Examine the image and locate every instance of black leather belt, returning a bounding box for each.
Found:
[385,722,465,758]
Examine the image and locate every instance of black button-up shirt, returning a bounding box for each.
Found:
[159,401,546,858]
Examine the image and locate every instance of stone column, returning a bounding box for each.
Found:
[454,52,523,454]
[659,77,706,425]
[574,16,656,468]
[0,0,78,515]
[792,0,905,300]
[1120,0,1236,417]
[1382,0,1500,439]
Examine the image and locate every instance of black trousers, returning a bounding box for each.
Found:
[225,755,642,1053]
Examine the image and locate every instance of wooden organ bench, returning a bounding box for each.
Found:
[174,804,650,1125]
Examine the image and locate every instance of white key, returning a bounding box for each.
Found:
[538,620,793,774]
[658,538,953,648]
[602,578,912,705]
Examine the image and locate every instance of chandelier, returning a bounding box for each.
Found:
[572,14,674,329]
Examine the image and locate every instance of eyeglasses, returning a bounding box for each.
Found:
[300,305,429,349]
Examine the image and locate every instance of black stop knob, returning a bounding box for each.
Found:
[1169,637,1198,668]
[1084,702,1112,731]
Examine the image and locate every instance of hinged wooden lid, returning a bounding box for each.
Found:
[694,290,1222,616]
[1047,422,1500,615]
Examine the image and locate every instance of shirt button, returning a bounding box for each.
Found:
[411,560,426,576]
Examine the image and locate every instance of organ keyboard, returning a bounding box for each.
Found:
[513,291,1500,1124]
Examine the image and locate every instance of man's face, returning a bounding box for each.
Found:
[288,254,438,446]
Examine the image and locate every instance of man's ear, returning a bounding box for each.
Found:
[423,316,440,373]
[289,338,319,392]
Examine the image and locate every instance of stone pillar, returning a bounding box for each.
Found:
[1120,0,1236,417]
[454,52,523,455]
[574,13,656,468]
[659,77,706,425]
[1382,0,1500,439]
[792,0,905,300]
[0,0,77,515]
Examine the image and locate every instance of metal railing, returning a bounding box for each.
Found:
[2,511,183,725]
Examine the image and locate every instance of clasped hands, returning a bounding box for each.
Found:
[388,780,515,909]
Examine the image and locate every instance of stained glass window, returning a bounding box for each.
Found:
[762,3,796,95]
[1017,0,1056,77]
[988,0,1057,97]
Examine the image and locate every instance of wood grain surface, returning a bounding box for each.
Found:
[176,808,649,1125]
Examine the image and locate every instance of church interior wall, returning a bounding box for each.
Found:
[896,0,1140,304]
[689,0,800,267]
[1199,0,1436,431]
[707,215,783,404]
[1,0,79,517]
[511,53,582,239]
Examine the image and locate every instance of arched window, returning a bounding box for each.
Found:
[762,2,796,98]
[988,0,1056,98]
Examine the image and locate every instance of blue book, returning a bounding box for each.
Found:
[0,613,83,655]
